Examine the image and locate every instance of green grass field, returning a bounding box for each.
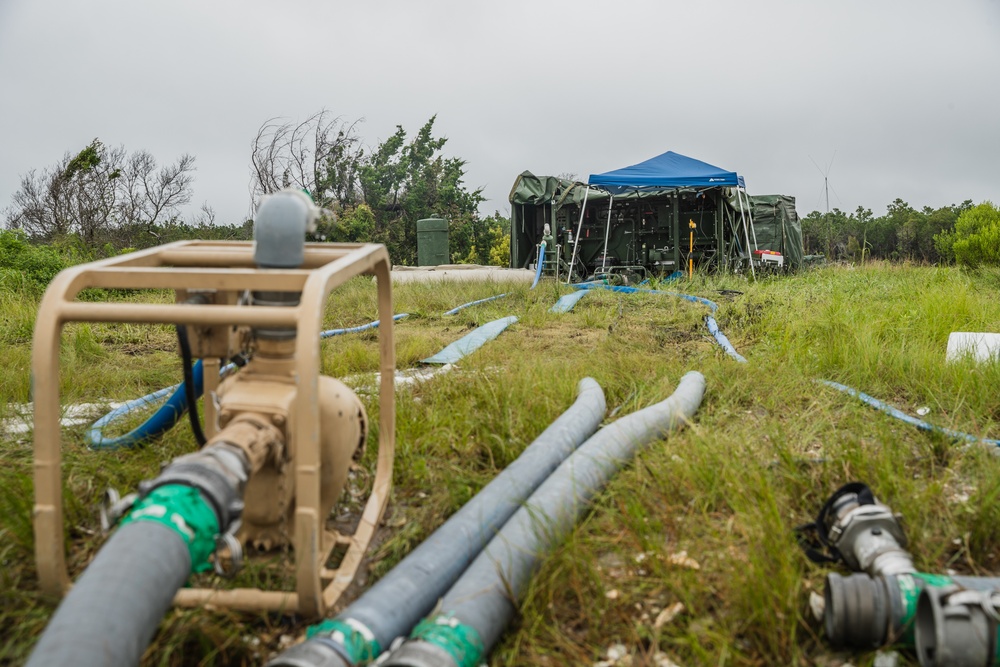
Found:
[3,262,1000,666]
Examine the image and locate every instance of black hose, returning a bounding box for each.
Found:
[175,324,207,446]
[25,521,192,667]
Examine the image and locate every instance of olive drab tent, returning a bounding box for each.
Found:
[509,151,802,281]
[741,194,805,270]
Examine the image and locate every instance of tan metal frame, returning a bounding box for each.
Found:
[32,240,395,617]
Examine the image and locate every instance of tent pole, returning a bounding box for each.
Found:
[567,186,590,284]
[600,195,614,274]
[735,188,756,280]
[716,191,725,273]
[672,191,680,274]
[742,188,759,249]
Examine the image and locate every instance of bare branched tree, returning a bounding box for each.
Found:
[249,110,364,211]
[118,151,196,231]
[3,139,195,244]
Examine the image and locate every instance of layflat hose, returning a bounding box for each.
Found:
[819,380,1000,451]
[26,520,192,667]
[530,241,546,289]
[574,284,748,363]
[443,294,509,316]
[381,371,706,667]
[269,377,608,667]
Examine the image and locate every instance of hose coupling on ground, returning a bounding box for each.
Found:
[799,481,915,578]
[916,585,1000,667]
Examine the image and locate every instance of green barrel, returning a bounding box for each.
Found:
[417,216,450,266]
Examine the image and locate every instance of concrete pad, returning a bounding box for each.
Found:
[389,264,534,284]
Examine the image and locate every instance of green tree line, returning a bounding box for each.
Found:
[801,198,1000,266]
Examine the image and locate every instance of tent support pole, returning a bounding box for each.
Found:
[735,188,756,280]
[600,195,614,274]
[672,191,680,273]
[742,188,759,249]
[567,187,590,284]
[716,192,725,272]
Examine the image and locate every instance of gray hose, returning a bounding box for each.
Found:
[25,520,192,667]
[381,371,706,667]
[269,378,607,667]
[27,439,253,666]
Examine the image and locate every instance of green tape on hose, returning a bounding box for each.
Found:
[411,615,485,667]
[119,484,219,573]
[306,618,381,663]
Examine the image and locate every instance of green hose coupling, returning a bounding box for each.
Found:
[118,484,219,572]
[408,615,485,667]
[305,618,381,664]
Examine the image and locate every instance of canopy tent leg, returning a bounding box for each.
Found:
[741,188,759,249]
[716,193,725,272]
[672,192,680,273]
[566,187,590,284]
[600,195,614,275]
[735,188,756,280]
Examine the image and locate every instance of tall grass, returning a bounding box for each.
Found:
[2,263,1000,665]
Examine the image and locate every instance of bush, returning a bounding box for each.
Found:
[0,230,72,291]
[951,202,1000,268]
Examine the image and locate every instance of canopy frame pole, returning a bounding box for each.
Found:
[600,195,614,275]
[741,187,759,249]
[735,187,756,280]
[566,186,590,284]
[716,192,726,272]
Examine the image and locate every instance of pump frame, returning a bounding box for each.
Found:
[32,240,395,617]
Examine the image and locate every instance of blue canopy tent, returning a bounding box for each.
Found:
[564,151,757,280]
[588,150,746,192]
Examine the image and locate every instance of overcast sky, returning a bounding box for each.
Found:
[1,0,998,226]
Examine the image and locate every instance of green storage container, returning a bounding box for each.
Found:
[417,215,450,266]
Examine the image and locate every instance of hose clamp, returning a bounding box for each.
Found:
[99,487,138,534]
[213,519,244,578]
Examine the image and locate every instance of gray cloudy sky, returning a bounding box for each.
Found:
[1,0,998,226]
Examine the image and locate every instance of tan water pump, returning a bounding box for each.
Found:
[32,191,395,618]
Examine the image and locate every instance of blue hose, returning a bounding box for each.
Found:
[574,283,719,312]
[819,380,1000,450]
[705,316,747,363]
[444,295,508,316]
[319,313,409,339]
[87,362,204,451]
[574,283,748,361]
[530,241,546,290]
[88,314,408,450]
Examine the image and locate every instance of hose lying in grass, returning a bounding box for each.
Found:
[86,314,409,450]
[550,289,590,313]
[268,378,608,667]
[574,283,747,362]
[818,380,1000,451]
[378,371,707,667]
[530,240,546,289]
[421,316,518,365]
[26,440,253,667]
[705,315,747,363]
[443,293,509,316]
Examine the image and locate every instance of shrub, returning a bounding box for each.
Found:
[951,202,1000,268]
[0,230,71,291]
